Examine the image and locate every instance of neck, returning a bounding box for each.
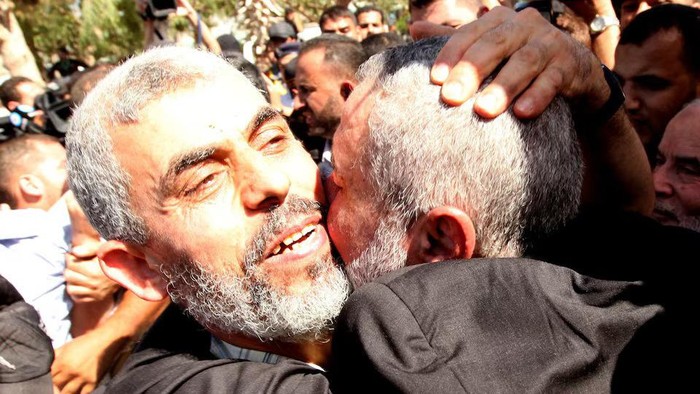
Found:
[213,330,333,368]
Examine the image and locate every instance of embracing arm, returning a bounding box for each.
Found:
[52,291,169,394]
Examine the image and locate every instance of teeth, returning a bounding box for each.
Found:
[301,224,315,236]
[272,224,317,256]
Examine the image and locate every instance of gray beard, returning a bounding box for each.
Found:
[345,215,409,289]
[159,196,351,343]
[654,200,700,233]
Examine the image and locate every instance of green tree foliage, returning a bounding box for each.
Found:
[11,0,407,77]
[14,0,80,66]
[80,0,143,62]
[14,0,143,71]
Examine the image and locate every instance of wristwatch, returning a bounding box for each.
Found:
[592,64,626,125]
[589,15,619,35]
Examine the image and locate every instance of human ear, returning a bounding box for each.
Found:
[406,206,476,264]
[18,174,44,201]
[98,240,168,301]
[340,81,354,101]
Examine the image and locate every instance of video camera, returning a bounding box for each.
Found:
[0,79,72,143]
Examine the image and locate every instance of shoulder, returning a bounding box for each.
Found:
[345,258,583,312]
[109,304,330,393]
[107,349,329,394]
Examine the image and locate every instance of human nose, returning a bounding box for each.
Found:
[293,93,304,111]
[240,156,291,211]
[623,85,640,113]
[653,164,673,198]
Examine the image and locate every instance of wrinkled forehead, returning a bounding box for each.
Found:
[125,69,266,129]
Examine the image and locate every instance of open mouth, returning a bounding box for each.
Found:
[270,224,317,257]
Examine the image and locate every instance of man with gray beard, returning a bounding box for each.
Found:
[160,197,348,342]
[67,46,349,391]
[326,35,693,392]
[653,99,700,232]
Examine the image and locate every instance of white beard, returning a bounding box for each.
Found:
[345,214,409,289]
[159,196,350,342]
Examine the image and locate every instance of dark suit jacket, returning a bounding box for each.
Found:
[329,258,661,393]
[101,304,330,393]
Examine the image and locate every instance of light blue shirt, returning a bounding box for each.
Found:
[0,201,72,348]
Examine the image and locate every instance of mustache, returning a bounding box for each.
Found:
[653,200,678,219]
[243,195,325,269]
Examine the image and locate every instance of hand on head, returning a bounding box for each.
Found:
[412,7,606,119]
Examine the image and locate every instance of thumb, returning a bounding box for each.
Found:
[71,242,101,259]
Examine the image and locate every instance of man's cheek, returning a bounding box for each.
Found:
[326,200,346,257]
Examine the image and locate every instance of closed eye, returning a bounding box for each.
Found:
[184,172,221,197]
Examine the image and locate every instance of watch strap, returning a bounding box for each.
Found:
[594,64,625,124]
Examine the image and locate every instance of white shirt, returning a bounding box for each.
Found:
[0,201,72,347]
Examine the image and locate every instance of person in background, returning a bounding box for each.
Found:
[361,32,405,57]
[355,5,388,40]
[613,4,700,163]
[652,99,700,232]
[615,0,700,29]
[294,34,367,175]
[319,6,361,41]
[47,47,88,80]
[409,0,484,28]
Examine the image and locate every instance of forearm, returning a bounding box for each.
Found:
[591,25,619,69]
[99,291,169,345]
[143,19,155,50]
[70,298,115,338]
[579,108,654,214]
[185,11,221,54]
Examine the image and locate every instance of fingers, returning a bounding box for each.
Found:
[60,378,86,394]
[430,6,601,119]
[71,242,101,259]
[65,254,117,302]
[512,67,562,119]
[435,7,544,107]
[472,25,554,118]
[51,352,70,388]
[80,383,96,394]
[431,7,514,82]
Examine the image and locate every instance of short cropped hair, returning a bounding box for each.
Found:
[0,76,34,108]
[356,5,385,24]
[619,4,700,75]
[0,134,61,208]
[300,34,367,80]
[319,6,357,26]
[356,37,583,257]
[67,47,257,244]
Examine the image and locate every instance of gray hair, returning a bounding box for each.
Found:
[67,47,250,244]
[356,37,583,257]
